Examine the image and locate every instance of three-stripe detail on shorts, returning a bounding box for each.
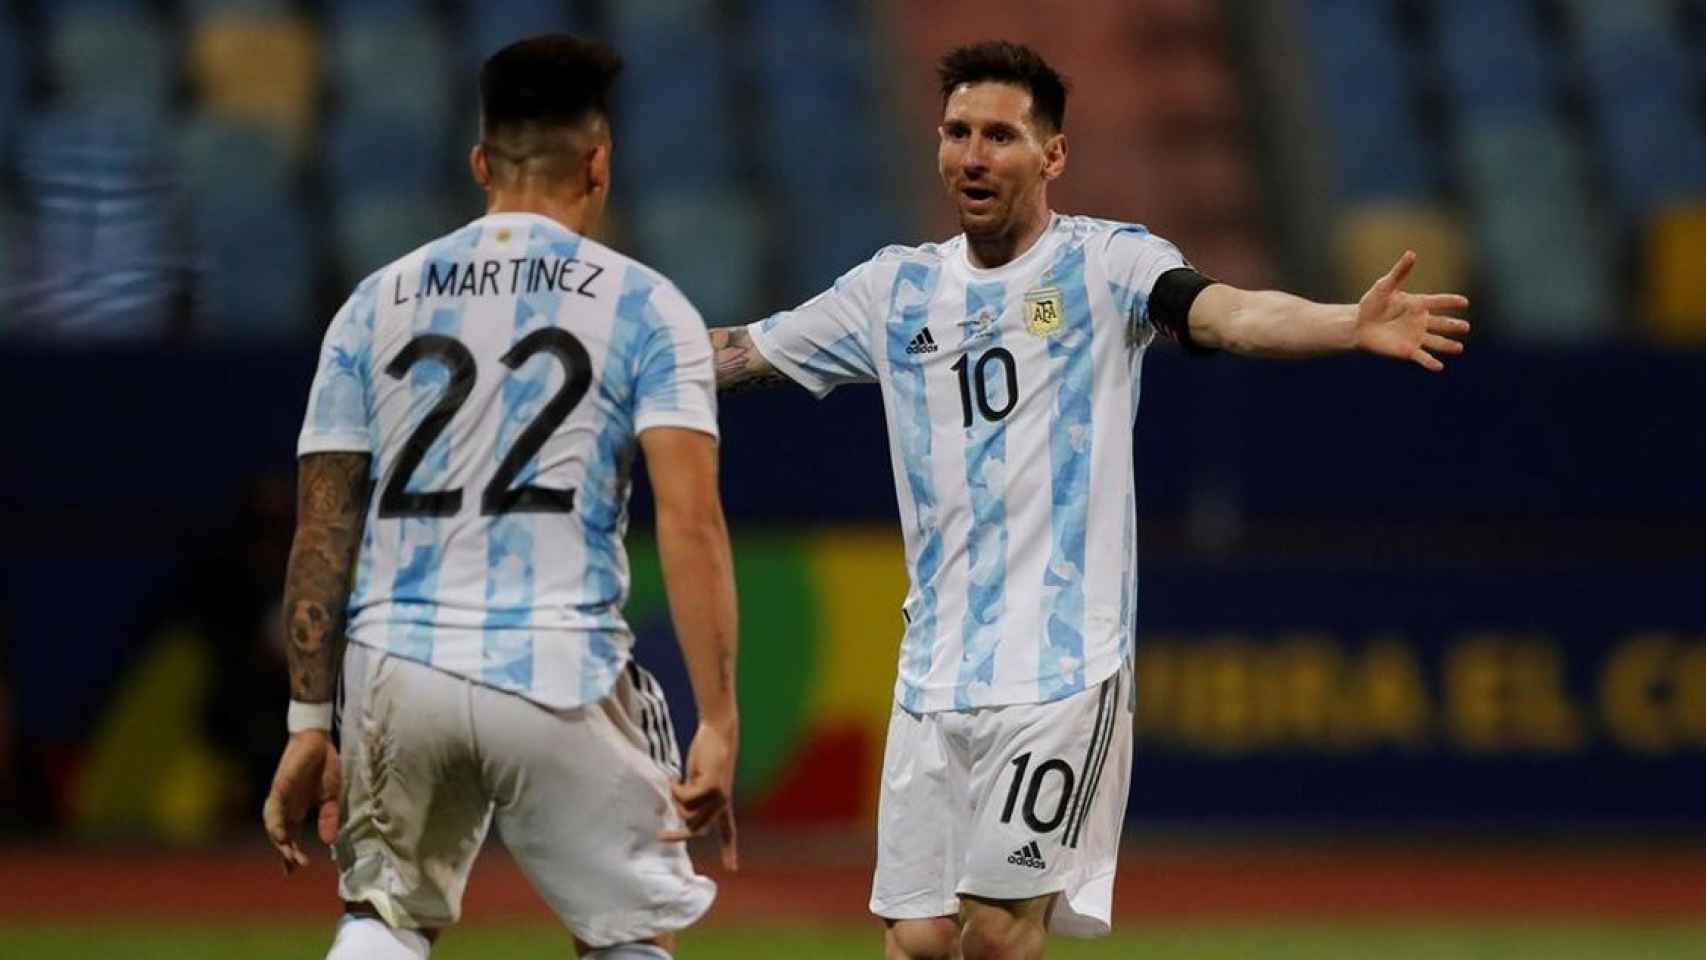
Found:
[1061,670,1120,849]
[627,662,682,776]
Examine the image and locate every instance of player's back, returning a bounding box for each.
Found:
[299,212,717,709]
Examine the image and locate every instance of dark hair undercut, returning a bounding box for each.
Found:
[480,34,624,138]
[937,40,1069,133]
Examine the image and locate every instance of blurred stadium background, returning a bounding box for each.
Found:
[1,0,1704,956]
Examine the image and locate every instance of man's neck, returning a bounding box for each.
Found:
[485,190,593,236]
[964,207,1052,269]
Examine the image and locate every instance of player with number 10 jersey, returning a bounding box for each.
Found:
[712,39,1470,958]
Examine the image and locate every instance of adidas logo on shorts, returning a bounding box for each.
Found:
[905,328,939,354]
[1007,840,1046,870]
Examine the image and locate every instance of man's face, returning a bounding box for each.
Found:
[937,82,1062,237]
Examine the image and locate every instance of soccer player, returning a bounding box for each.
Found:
[711,41,1469,960]
[262,36,739,960]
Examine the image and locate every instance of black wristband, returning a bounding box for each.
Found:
[1150,267,1216,354]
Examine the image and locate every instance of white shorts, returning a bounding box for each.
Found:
[332,642,715,946]
[870,660,1133,937]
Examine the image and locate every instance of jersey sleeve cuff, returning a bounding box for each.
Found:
[297,432,372,456]
[635,411,720,440]
[747,324,837,399]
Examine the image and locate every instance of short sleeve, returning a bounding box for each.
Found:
[1102,225,1191,336]
[747,259,880,398]
[634,281,719,440]
[297,282,376,456]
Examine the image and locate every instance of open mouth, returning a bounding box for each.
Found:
[961,186,996,205]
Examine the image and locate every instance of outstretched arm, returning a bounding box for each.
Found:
[709,326,793,393]
[1187,251,1471,371]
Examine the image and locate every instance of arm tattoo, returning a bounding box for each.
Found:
[283,452,371,702]
[709,326,792,394]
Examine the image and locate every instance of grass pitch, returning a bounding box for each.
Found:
[3,922,1703,959]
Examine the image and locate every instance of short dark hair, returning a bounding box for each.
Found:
[937,41,1069,132]
[480,34,624,137]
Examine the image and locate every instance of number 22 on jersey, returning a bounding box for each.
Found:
[378,329,592,519]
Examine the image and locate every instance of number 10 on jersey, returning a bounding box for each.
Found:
[952,347,1019,428]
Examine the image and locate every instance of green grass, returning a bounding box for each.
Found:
[3,922,1703,959]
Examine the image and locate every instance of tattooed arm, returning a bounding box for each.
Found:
[264,450,368,873]
[283,452,371,703]
[709,326,792,393]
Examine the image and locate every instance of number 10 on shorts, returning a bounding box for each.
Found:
[998,751,1076,834]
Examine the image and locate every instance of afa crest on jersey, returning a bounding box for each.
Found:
[1024,286,1063,336]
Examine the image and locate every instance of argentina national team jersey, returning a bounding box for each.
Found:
[748,215,1187,713]
[297,212,718,710]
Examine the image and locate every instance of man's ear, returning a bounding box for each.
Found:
[470,142,492,189]
[1041,132,1067,181]
[585,140,611,195]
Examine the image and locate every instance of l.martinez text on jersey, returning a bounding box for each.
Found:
[394,255,608,305]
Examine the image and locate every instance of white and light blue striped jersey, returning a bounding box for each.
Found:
[749,214,1187,713]
[297,212,718,710]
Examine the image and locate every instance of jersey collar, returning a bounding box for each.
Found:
[954,212,1062,281]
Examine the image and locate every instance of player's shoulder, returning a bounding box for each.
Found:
[1055,214,1182,266]
[327,264,390,333]
[1055,214,1161,245]
[393,218,487,270]
[352,219,486,299]
[572,234,706,327]
[579,234,668,292]
[871,236,957,264]
[840,236,958,285]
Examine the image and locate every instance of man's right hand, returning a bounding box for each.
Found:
[262,729,341,875]
[659,717,739,871]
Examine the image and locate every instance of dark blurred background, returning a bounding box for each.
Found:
[0,0,1701,846]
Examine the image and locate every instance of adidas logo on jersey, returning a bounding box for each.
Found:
[905,328,939,354]
[1007,840,1046,870]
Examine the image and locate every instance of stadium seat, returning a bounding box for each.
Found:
[332,195,468,288]
[14,112,179,339]
[748,16,890,226]
[742,0,849,39]
[324,111,448,199]
[609,18,740,190]
[1572,25,1706,216]
[324,102,478,290]
[0,200,16,297]
[606,0,720,30]
[185,0,293,14]
[187,12,320,155]
[1643,202,1706,342]
[1559,0,1676,36]
[328,16,454,131]
[756,82,872,201]
[1299,0,1438,200]
[190,200,315,339]
[0,17,22,150]
[46,9,173,117]
[628,189,764,325]
[176,114,295,199]
[173,114,314,338]
[465,0,588,64]
[1433,0,1556,124]
[325,0,432,14]
[1458,122,1614,341]
[1331,203,1472,305]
